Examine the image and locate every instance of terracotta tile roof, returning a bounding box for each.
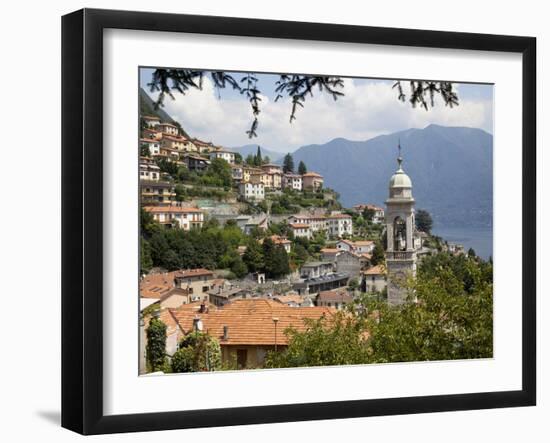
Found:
[364,264,386,275]
[192,138,214,146]
[140,271,178,298]
[140,284,172,299]
[143,206,203,214]
[273,294,304,305]
[302,172,323,177]
[327,213,352,219]
[174,268,214,279]
[140,138,159,143]
[353,240,374,246]
[158,122,177,128]
[163,135,187,142]
[266,235,291,245]
[289,223,310,229]
[142,115,160,120]
[170,299,335,346]
[321,248,339,253]
[317,289,353,304]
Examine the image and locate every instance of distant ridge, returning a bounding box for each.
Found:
[139,87,190,139]
[290,124,493,228]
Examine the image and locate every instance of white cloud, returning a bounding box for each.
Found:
[157,76,493,153]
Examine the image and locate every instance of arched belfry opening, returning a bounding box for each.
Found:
[385,141,417,305]
[393,216,406,251]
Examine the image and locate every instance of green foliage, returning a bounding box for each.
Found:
[140,207,161,238]
[146,317,167,372]
[364,260,493,362]
[155,157,179,176]
[291,243,309,267]
[140,238,153,274]
[348,278,359,291]
[174,184,186,202]
[266,253,492,368]
[146,221,247,271]
[140,143,151,157]
[362,207,375,222]
[255,146,263,166]
[243,238,264,273]
[245,154,255,166]
[205,157,233,188]
[298,160,307,175]
[231,255,249,278]
[415,209,433,233]
[283,153,295,173]
[370,241,385,266]
[171,331,222,372]
[234,152,243,164]
[263,237,290,278]
[265,312,370,368]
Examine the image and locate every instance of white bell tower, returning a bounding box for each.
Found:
[385,142,417,305]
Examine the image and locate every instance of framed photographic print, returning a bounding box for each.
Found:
[61,8,536,435]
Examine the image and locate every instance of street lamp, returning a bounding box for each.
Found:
[272,317,279,352]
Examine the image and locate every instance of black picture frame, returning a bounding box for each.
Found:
[62,8,536,435]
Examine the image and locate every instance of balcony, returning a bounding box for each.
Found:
[389,251,415,260]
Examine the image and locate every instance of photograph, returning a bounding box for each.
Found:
[138,67,494,374]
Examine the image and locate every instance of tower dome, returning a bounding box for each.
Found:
[388,142,413,199]
[389,163,412,189]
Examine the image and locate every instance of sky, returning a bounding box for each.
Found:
[140,68,493,153]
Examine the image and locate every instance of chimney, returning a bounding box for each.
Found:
[223,325,229,340]
[193,316,203,331]
[199,302,206,313]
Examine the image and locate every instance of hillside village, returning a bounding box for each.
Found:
[138,107,471,373]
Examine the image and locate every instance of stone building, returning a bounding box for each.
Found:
[385,144,417,305]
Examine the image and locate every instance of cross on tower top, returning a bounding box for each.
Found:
[397,139,403,170]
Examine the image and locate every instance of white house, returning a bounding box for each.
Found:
[140,138,160,155]
[210,149,236,164]
[231,164,244,181]
[139,158,161,181]
[239,182,265,201]
[289,223,311,239]
[336,239,374,254]
[362,265,387,293]
[289,214,327,233]
[326,214,353,238]
[143,206,204,230]
[283,173,303,191]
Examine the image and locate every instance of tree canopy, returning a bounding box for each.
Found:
[147,70,459,138]
[265,252,492,368]
[146,317,167,372]
[283,153,295,173]
[171,331,222,373]
[415,209,433,233]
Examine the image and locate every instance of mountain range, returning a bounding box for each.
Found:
[139,87,492,229]
[288,125,493,228]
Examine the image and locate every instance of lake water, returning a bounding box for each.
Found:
[431,226,493,260]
